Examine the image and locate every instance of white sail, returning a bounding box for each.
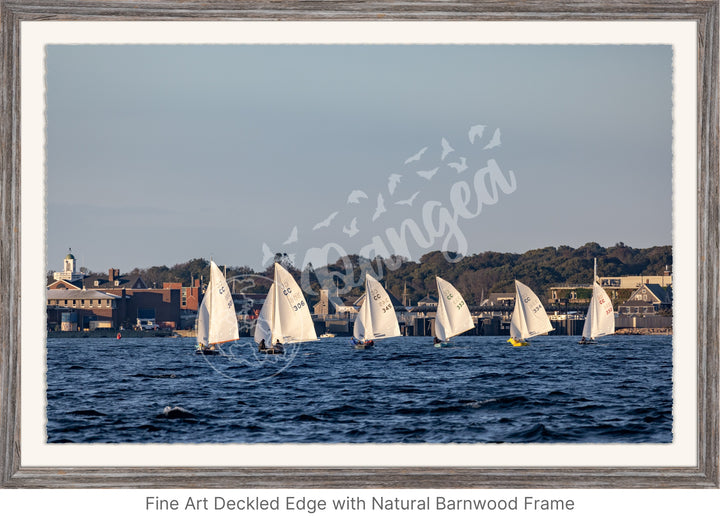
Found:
[273,263,317,343]
[355,274,401,341]
[254,283,274,345]
[582,270,615,339]
[509,280,554,340]
[208,261,240,344]
[196,277,211,347]
[255,264,317,344]
[197,261,239,346]
[353,290,372,341]
[434,276,474,341]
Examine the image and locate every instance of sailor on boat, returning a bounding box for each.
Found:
[196,342,219,355]
[258,339,267,350]
[254,262,318,352]
[352,337,374,349]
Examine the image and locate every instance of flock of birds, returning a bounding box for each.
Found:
[261,124,502,267]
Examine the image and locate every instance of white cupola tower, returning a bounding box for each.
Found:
[63,251,77,273]
[53,248,85,283]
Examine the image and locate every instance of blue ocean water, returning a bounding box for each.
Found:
[46,335,672,444]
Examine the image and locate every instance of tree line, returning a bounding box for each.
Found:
[105,242,671,306]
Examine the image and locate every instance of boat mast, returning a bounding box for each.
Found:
[593,257,597,284]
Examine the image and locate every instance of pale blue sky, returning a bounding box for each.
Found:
[46,44,672,274]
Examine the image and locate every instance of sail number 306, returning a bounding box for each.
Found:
[292,300,306,311]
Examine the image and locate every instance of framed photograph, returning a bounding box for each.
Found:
[1,1,717,489]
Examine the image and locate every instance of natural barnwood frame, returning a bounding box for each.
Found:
[0,0,717,488]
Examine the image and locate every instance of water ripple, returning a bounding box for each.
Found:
[46,335,673,444]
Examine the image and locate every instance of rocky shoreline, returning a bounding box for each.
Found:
[614,328,672,335]
[47,329,177,338]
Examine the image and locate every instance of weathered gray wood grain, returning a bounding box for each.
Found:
[1,0,717,488]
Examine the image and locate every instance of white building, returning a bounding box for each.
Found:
[52,250,85,283]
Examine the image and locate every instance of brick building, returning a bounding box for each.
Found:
[163,279,201,311]
[47,253,181,330]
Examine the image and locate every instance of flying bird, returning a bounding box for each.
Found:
[312,211,339,230]
[483,128,501,150]
[343,217,359,237]
[347,190,368,204]
[282,226,298,245]
[261,243,274,266]
[468,124,486,144]
[417,167,439,180]
[395,191,420,206]
[448,157,468,173]
[388,173,402,195]
[404,146,428,164]
[440,138,454,160]
[372,194,386,222]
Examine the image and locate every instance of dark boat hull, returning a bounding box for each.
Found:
[259,346,284,354]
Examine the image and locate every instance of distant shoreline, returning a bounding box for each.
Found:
[48,328,671,338]
[47,329,177,339]
[614,328,672,336]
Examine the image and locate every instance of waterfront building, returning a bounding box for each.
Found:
[313,288,355,316]
[46,289,122,331]
[549,270,672,305]
[47,253,181,330]
[599,273,672,289]
[85,268,147,290]
[410,295,439,318]
[48,267,147,292]
[478,292,515,313]
[163,278,201,311]
[618,283,672,316]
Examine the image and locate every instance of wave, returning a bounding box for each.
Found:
[70,409,107,417]
[319,404,370,418]
[395,406,428,416]
[504,423,567,442]
[46,336,674,444]
[294,413,321,422]
[475,395,530,409]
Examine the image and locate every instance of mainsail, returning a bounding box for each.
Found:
[434,276,474,341]
[353,288,373,341]
[582,260,615,339]
[196,279,211,347]
[353,274,401,341]
[509,280,554,341]
[196,261,239,346]
[255,263,317,345]
[253,283,275,345]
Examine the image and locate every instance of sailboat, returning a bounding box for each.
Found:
[196,261,239,355]
[507,280,554,346]
[254,263,317,353]
[579,259,615,344]
[433,276,475,348]
[352,274,401,349]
